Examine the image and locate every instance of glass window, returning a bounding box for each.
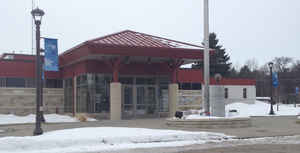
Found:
[225,88,228,99]
[180,83,192,90]
[6,78,25,88]
[64,78,74,113]
[159,87,169,112]
[243,88,247,99]
[77,85,88,113]
[25,78,35,88]
[136,77,156,85]
[191,83,202,90]
[75,74,111,113]
[158,77,169,85]
[137,87,145,104]
[136,78,146,85]
[95,74,105,85]
[46,79,63,88]
[119,77,133,84]
[77,75,87,86]
[0,78,6,87]
[146,78,156,85]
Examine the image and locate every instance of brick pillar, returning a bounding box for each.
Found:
[110,82,122,120]
[168,83,178,117]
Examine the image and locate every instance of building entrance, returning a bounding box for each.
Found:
[122,85,158,119]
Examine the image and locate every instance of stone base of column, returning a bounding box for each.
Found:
[168,83,178,118]
[110,82,122,120]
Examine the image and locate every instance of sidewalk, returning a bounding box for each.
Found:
[0,116,299,138]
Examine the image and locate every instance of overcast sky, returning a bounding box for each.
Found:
[0,0,299,67]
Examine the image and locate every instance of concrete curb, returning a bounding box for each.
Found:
[166,117,252,128]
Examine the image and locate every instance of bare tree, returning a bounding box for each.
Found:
[291,60,300,72]
[272,57,293,72]
[245,58,259,72]
[259,63,269,75]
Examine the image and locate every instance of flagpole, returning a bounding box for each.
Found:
[203,0,210,115]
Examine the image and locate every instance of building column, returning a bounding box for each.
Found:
[110,82,122,120]
[167,59,183,117]
[108,57,122,120]
[168,83,178,117]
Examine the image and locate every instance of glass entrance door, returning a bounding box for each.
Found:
[122,85,134,119]
[136,86,158,118]
[122,85,158,119]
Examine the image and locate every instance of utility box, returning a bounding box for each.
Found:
[210,85,225,117]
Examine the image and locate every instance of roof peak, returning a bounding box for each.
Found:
[89,30,203,50]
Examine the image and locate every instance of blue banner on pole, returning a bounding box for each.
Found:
[296,87,299,94]
[44,38,59,71]
[272,72,279,88]
[42,64,45,80]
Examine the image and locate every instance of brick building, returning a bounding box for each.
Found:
[0,30,256,119]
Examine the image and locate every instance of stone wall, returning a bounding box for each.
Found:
[219,85,256,104]
[177,90,202,111]
[177,85,256,112]
[0,88,64,115]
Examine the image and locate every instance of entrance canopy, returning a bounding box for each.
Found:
[59,30,212,68]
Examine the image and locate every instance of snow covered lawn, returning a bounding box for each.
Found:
[0,127,231,153]
[226,101,300,117]
[183,101,300,119]
[0,114,96,125]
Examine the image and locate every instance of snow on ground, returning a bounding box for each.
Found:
[0,114,96,125]
[184,101,300,119]
[0,127,232,153]
[226,101,300,117]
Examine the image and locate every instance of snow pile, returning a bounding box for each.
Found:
[0,114,96,125]
[225,101,300,117]
[0,127,231,153]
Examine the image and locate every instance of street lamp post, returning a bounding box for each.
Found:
[31,7,45,136]
[268,62,275,115]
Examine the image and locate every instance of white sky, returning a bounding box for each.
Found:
[0,0,299,67]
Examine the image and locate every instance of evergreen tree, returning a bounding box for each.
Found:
[192,33,231,77]
[239,65,252,78]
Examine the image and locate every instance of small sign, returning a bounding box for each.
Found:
[272,72,279,88]
[44,38,59,71]
[39,106,44,112]
[296,87,299,94]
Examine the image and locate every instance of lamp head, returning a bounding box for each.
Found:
[268,62,274,69]
[31,8,45,23]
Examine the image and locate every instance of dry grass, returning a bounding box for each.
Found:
[75,113,88,122]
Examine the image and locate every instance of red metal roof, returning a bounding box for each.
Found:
[60,30,210,67]
[0,53,36,61]
[90,30,203,50]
